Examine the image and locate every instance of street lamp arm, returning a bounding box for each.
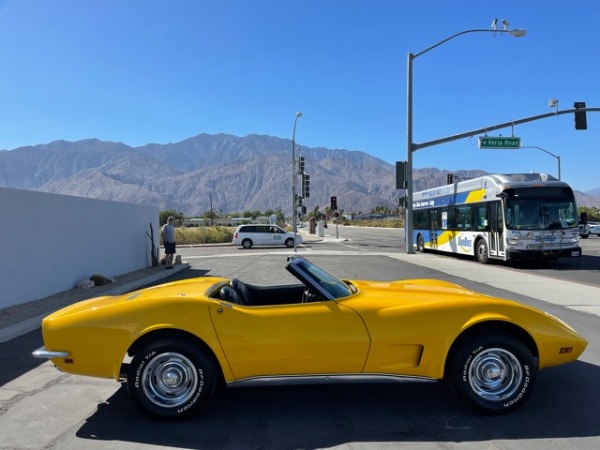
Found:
[521,145,561,180]
[412,29,526,59]
[522,145,559,159]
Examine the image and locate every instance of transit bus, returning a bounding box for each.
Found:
[412,173,582,263]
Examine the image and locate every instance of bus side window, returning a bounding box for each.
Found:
[477,206,487,230]
[449,207,456,229]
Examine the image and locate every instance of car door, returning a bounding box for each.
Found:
[268,226,286,246]
[209,300,370,380]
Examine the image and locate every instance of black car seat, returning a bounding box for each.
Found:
[230,278,252,305]
[219,286,242,305]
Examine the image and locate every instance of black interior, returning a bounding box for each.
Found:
[217,278,305,306]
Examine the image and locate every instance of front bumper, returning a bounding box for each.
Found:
[506,246,582,261]
[32,346,70,359]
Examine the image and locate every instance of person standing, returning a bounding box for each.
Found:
[161,216,176,269]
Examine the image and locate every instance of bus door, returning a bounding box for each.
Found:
[488,202,505,257]
[429,209,439,248]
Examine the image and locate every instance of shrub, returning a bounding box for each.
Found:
[174,226,234,245]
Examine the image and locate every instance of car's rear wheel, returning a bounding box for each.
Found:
[242,239,253,249]
[285,238,294,248]
[127,338,218,420]
[448,333,536,414]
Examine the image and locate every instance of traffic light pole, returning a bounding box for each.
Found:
[291,112,302,252]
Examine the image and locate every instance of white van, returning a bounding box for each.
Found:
[232,224,302,249]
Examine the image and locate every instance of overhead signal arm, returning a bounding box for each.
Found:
[412,107,600,152]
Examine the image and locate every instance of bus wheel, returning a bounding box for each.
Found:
[475,239,490,264]
[417,234,425,252]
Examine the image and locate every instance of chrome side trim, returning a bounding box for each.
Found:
[228,373,438,388]
[32,346,70,359]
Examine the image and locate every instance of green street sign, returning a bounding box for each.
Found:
[478,136,521,149]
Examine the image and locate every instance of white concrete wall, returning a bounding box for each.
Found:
[1,187,159,309]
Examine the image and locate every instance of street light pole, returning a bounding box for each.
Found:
[521,145,561,180]
[405,27,527,254]
[291,111,302,252]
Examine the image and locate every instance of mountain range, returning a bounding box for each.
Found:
[1,133,599,215]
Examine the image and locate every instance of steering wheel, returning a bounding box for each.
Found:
[302,289,321,303]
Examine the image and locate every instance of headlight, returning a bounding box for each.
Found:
[506,238,522,246]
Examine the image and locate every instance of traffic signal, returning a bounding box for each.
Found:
[447,174,454,184]
[396,161,407,189]
[574,102,587,130]
[298,156,305,174]
[330,196,337,210]
[302,174,310,198]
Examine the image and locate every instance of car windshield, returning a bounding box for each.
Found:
[290,257,354,299]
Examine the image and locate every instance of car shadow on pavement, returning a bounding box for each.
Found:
[76,361,600,448]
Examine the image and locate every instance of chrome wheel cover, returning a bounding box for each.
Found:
[142,352,198,408]
[467,347,522,401]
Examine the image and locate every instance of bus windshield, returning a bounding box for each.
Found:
[504,187,578,231]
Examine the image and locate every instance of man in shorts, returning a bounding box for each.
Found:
[161,216,176,269]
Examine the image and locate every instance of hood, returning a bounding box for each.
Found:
[345,278,512,309]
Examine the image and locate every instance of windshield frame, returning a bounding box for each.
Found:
[286,256,354,300]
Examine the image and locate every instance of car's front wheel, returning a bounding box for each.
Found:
[127,338,218,420]
[285,238,294,248]
[448,333,536,414]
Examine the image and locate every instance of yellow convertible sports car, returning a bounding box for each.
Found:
[33,256,587,419]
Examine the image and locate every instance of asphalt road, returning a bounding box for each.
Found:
[1,228,599,450]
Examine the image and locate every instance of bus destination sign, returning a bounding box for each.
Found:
[478,136,521,149]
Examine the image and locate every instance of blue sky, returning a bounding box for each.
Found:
[1,0,599,192]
